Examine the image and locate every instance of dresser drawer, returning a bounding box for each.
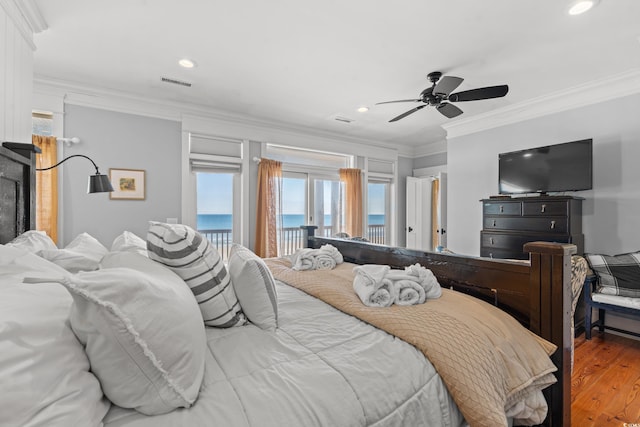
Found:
[480,247,528,260]
[522,201,568,216]
[481,232,573,259]
[483,217,568,233]
[483,201,521,216]
[481,232,538,251]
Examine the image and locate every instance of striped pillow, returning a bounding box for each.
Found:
[146,222,246,327]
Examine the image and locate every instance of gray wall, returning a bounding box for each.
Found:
[62,105,181,246]
[413,152,447,169]
[447,93,640,335]
[447,92,640,257]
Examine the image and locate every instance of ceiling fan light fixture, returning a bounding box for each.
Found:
[568,0,599,15]
[357,106,369,113]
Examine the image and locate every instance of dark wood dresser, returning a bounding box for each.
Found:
[480,196,584,260]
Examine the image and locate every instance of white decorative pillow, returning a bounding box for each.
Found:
[228,244,278,331]
[111,230,148,256]
[39,232,108,273]
[5,230,57,253]
[146,221,246,327]
[0,245,110,427]
[33,252,207,416]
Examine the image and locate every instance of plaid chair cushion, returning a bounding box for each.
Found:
[585,251,640,297]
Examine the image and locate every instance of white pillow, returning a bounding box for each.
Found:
[5,230,57,253]
[36,252,207,416]
[146,221,246,328]
[111,230,148,256]
[228,244,278,331]
[0,246,110,427]
[39,232,108,273]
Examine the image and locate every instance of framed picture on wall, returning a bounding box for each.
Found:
[109,168,146,200]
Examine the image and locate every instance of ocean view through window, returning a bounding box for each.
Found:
[197,170,387,259]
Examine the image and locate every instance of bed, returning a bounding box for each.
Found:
[0,143,573,426]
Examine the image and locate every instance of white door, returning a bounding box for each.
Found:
[406,177,432,250]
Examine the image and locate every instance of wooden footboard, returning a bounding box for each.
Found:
[301,226,573,427]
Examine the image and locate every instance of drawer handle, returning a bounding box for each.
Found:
[492,219,496,227]
[550,220,556,229]
[499,205,504,213]
[541,204,546,213]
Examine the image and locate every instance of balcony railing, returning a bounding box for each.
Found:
[198,224,386,259]
[199,228,233,260]
[367,224,385,245]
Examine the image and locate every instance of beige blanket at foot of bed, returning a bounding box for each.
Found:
[265,258,557,427]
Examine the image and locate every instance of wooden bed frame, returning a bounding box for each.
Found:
[301,226,573,427]
[0,142,572,426]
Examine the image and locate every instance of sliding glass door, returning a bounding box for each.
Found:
[280,172,344,255]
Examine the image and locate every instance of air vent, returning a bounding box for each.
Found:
[161,77,192,87]
[334,115,354,124]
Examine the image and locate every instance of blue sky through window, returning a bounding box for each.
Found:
[197,173,233,214]
[368,183,385,215]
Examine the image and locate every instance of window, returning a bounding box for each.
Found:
[281,173,307,255]
[188,134,244,259]
[32,112,53,136]
[280,172,345,255]
[367,181,389,244]
[196,172,237,260]
[264,143,353,255]
[366,158,394,245]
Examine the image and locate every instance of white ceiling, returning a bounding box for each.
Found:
[32,0,640,152]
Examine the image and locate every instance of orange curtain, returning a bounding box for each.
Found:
[32,135,59,244]
[339,168,363,237]
[254,158,282,258]
[431,178,440,249]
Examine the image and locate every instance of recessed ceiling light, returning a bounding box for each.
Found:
[568,0,599,15]
[357,106,369,113]
[178,58,196,68]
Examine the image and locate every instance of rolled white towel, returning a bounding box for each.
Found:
[403,263,442,299]
[319,244,343,265]
[392,279,426,306]
[353,264,395,307]
[314,253,337,270]
[353,273,395,307]
[353,264,390,286]
[291,248,316,271]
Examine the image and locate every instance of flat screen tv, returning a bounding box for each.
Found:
[498,139,592,194]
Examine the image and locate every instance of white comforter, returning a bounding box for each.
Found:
[103,280,466,427]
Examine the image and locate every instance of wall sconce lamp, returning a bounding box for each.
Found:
[37,154,114,193]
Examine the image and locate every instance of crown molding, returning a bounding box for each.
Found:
[16,0,46,32]
[411,139,447,158]
[1,0,46,50]
[443,69,640,139]
[34,76,403,159]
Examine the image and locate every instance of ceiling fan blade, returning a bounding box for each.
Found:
[433,76,463,96]
[389,104,428,122]
[375,99,421,105]
[448,85,509,102]
[436,102,463,118]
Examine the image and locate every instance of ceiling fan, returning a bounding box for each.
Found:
[376,71,509,122]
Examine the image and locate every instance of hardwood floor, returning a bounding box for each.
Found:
[572,331,640,426]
